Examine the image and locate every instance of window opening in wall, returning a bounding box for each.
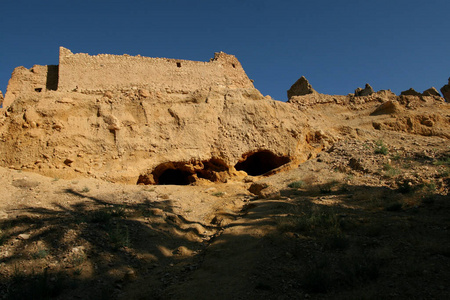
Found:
[46,65,59,91]
[177,62,181,68]
[35,88,43,92]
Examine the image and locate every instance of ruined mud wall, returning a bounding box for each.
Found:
[3,65,58,108]
[58,47,254,93]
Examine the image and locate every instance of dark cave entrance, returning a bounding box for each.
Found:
[234,150,291,176]
[157,168,192,185]
[136,158,230,185]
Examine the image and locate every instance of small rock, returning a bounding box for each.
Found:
[64,158,74,166]
[139,89,150,98]
[355,83,374,96]
[248,182,269,195]
[18,233,31,240]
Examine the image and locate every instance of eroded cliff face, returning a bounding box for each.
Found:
[0,86,325,184]
[0,49,327,184]
[1,49,448,185]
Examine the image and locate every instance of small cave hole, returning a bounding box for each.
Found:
[176,62,182,68]
[232,63,236,68]
[35,88,43,92]
[235,150,290,176]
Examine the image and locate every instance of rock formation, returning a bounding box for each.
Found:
[287,76,316,100]
[355,83,374,96]
[422,87,441,97]
[400,88,422,96]
[0,91,3,107]
[441,77,450,101]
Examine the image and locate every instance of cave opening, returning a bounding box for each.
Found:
[157,168,192,185]
[235,150,290,176]
[137,158,231,186]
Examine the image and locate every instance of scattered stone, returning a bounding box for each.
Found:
[287,76,316,99]
[151,208,165,216]
[56,97,74,103]
[355,83,374,96]
[173,246,193,256]
[248,182,269,196]
[248,182,280,198]
[258,185,280,199]
[139,89,150,98]
[64,158,74,166]
[17,233,31,240]
[103,91,113,99]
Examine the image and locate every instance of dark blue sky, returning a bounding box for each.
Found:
[1,0,449,101]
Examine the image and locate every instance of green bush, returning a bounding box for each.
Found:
[374,140,388,155]
[287,180,305,189]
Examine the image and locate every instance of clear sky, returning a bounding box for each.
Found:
[1,0,449,101]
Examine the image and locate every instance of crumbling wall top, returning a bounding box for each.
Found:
[58,47,254,92]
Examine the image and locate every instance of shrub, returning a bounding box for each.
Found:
[212,192,225,197]
[374,140,388,155]
[287,180,305,189]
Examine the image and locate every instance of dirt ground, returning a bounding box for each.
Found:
[0,97,449,299]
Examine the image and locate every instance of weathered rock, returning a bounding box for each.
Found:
[17,233,31,240]
[0,90,3,107]
[248,182,280,198]
[400,88,422,96]
[139,89,150,98]
[355,84,374,96]
[440,77,450,102]
[287,76,316,99]
[371,100,402,116]
[248,182,269,195]
[422,87,441,97]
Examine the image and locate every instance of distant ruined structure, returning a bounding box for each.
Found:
[3,47,256,108]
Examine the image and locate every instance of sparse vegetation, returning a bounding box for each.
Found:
[80,186,90,193]
[212,191,225,197]
[32,248,49,259]
[318,180,340,193]
[287,180,305,189]
[108,224,130,249]
[385,201,402,211]
[382,163,400,177]
[374,140,388,155]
